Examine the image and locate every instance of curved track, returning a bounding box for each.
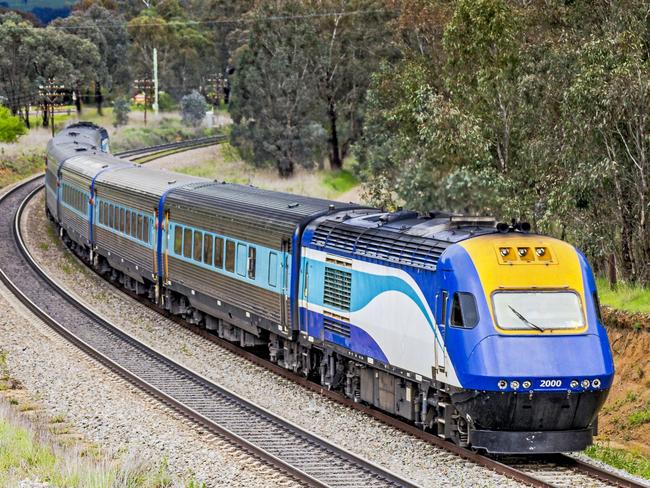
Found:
[0,173,418,486]
[3,138,649,488]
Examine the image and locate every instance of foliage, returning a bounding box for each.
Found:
[585,443,650,480]
[231,0,394,176]
[180,90,207,127]
[356,0,650,285]
[112,96,130,127]
[0,106,26,142]
[157,91,176,111]
[323,169,358,194]
[0,150,45,189]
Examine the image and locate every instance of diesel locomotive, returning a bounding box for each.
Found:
[45,123,615,454]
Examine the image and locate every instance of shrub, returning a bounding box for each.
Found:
[157,91,176,112]
[112,97,131,128]
[180,90,207,127]
[0,107,27,143]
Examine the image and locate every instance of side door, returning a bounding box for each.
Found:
[434,289,448,374]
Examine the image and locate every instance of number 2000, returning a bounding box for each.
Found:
[540,379,562,387]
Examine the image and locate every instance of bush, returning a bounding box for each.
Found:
[180,90,207,127]
[0,107,27,143]
[112,97,131,128]
[157,91,176,112]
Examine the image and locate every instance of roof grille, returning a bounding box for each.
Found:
[312,221,449,270]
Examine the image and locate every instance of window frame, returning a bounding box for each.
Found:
[449,292,480,329]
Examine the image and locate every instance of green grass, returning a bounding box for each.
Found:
[110,118,214,152]
[628,400,650,427]
[596,277,650,314]
[0,150,45,189]
[585,443,650,479]
[322,169,359,194]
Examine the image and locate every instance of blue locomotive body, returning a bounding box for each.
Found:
[45,123,614,454]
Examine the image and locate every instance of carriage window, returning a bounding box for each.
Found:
[120,208,125,232]
[125,211,131,236]
[214,237,224,269]
[248,247,256,279]
[268,252,277,287]
[98,203,103,224]
[174,226,183,255]
[143,216,149,243]
[225,240,235,272]
[203,234,213,265]
[183,228,192,258]
[193,230,202,261]
[137,215,143,240]
[236,243,247,276]
[109,205,114,228]
[450,292,479,329]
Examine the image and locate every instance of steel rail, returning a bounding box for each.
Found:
[116,135,227,159]
[1,180,420,488]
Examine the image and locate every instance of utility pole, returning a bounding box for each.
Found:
[134,78,152,126]
[153,48,159,116]
[39,79,65,137]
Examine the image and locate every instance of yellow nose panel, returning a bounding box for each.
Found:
[459,233,587,334]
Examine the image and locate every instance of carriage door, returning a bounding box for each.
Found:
[280,238,290,328]
[435,289,448,374]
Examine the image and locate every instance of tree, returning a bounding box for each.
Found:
[229,1,324,177]
[112,96,131,127]
[181,90,207,127]
[0,106,26,142]
[52,5,130,115]
[230,0,393,175]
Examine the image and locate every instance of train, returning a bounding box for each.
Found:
[45,122,615,454]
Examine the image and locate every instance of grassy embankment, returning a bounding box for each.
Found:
[0,350,205,487]
[171,142,360,201]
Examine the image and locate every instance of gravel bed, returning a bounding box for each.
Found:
[1,192,297,487]
[22,190,525,488]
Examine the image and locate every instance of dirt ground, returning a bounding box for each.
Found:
[599,325,650,454]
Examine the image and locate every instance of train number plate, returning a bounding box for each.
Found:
[540,379,562,388]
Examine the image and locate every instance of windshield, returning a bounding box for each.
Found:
[492,291,584,331]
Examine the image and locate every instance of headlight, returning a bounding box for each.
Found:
[592,378,601,388]
[498,380,507,390]
[510,380,520,390]
[522,380,532,389]
[570,380,579,389]
[581,379,590,388]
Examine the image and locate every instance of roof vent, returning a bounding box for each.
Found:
[168,180,177,185]
[287,202,299,208]
[74,147,87,152]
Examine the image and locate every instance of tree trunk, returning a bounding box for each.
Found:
[23,105,30,129]
[74,86,82,114]
[327,99,342,171]
[620,211,635,282]
[95,81,103,116]
[42,105,49,128]
[608,253,617,290]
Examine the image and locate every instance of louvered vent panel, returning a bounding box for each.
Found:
[312,221,448,270]
[323,267,352,311]
[323,317,351,338]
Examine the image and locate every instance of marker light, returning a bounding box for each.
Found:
[500,248,510,256]
[522,380,532,389]
[510,380,520,390]
[592,379,601,388]
[498,380,507,390]
[535,247,546,256]
[581,379,590,388]
[570,380,579,389]
[517,247,528,257]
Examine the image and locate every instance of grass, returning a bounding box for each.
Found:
[596,277,650,314]
[628,400,650,427]
[0,399,205,487]
[0,149,45,189]
[322,169,359,194]
[585,443,650,479]
[110,117,216,153]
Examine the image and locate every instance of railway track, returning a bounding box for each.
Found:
[116,135,227,162]
[0,174,420,486]
[2,136,648,488]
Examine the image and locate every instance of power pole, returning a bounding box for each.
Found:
[39,79,65,137]
[153,48,159,116]
[134,78,152,126]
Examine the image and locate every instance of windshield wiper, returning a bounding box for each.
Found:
[508,305,545,332]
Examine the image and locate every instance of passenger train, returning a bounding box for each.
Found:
[45,123,615,454]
